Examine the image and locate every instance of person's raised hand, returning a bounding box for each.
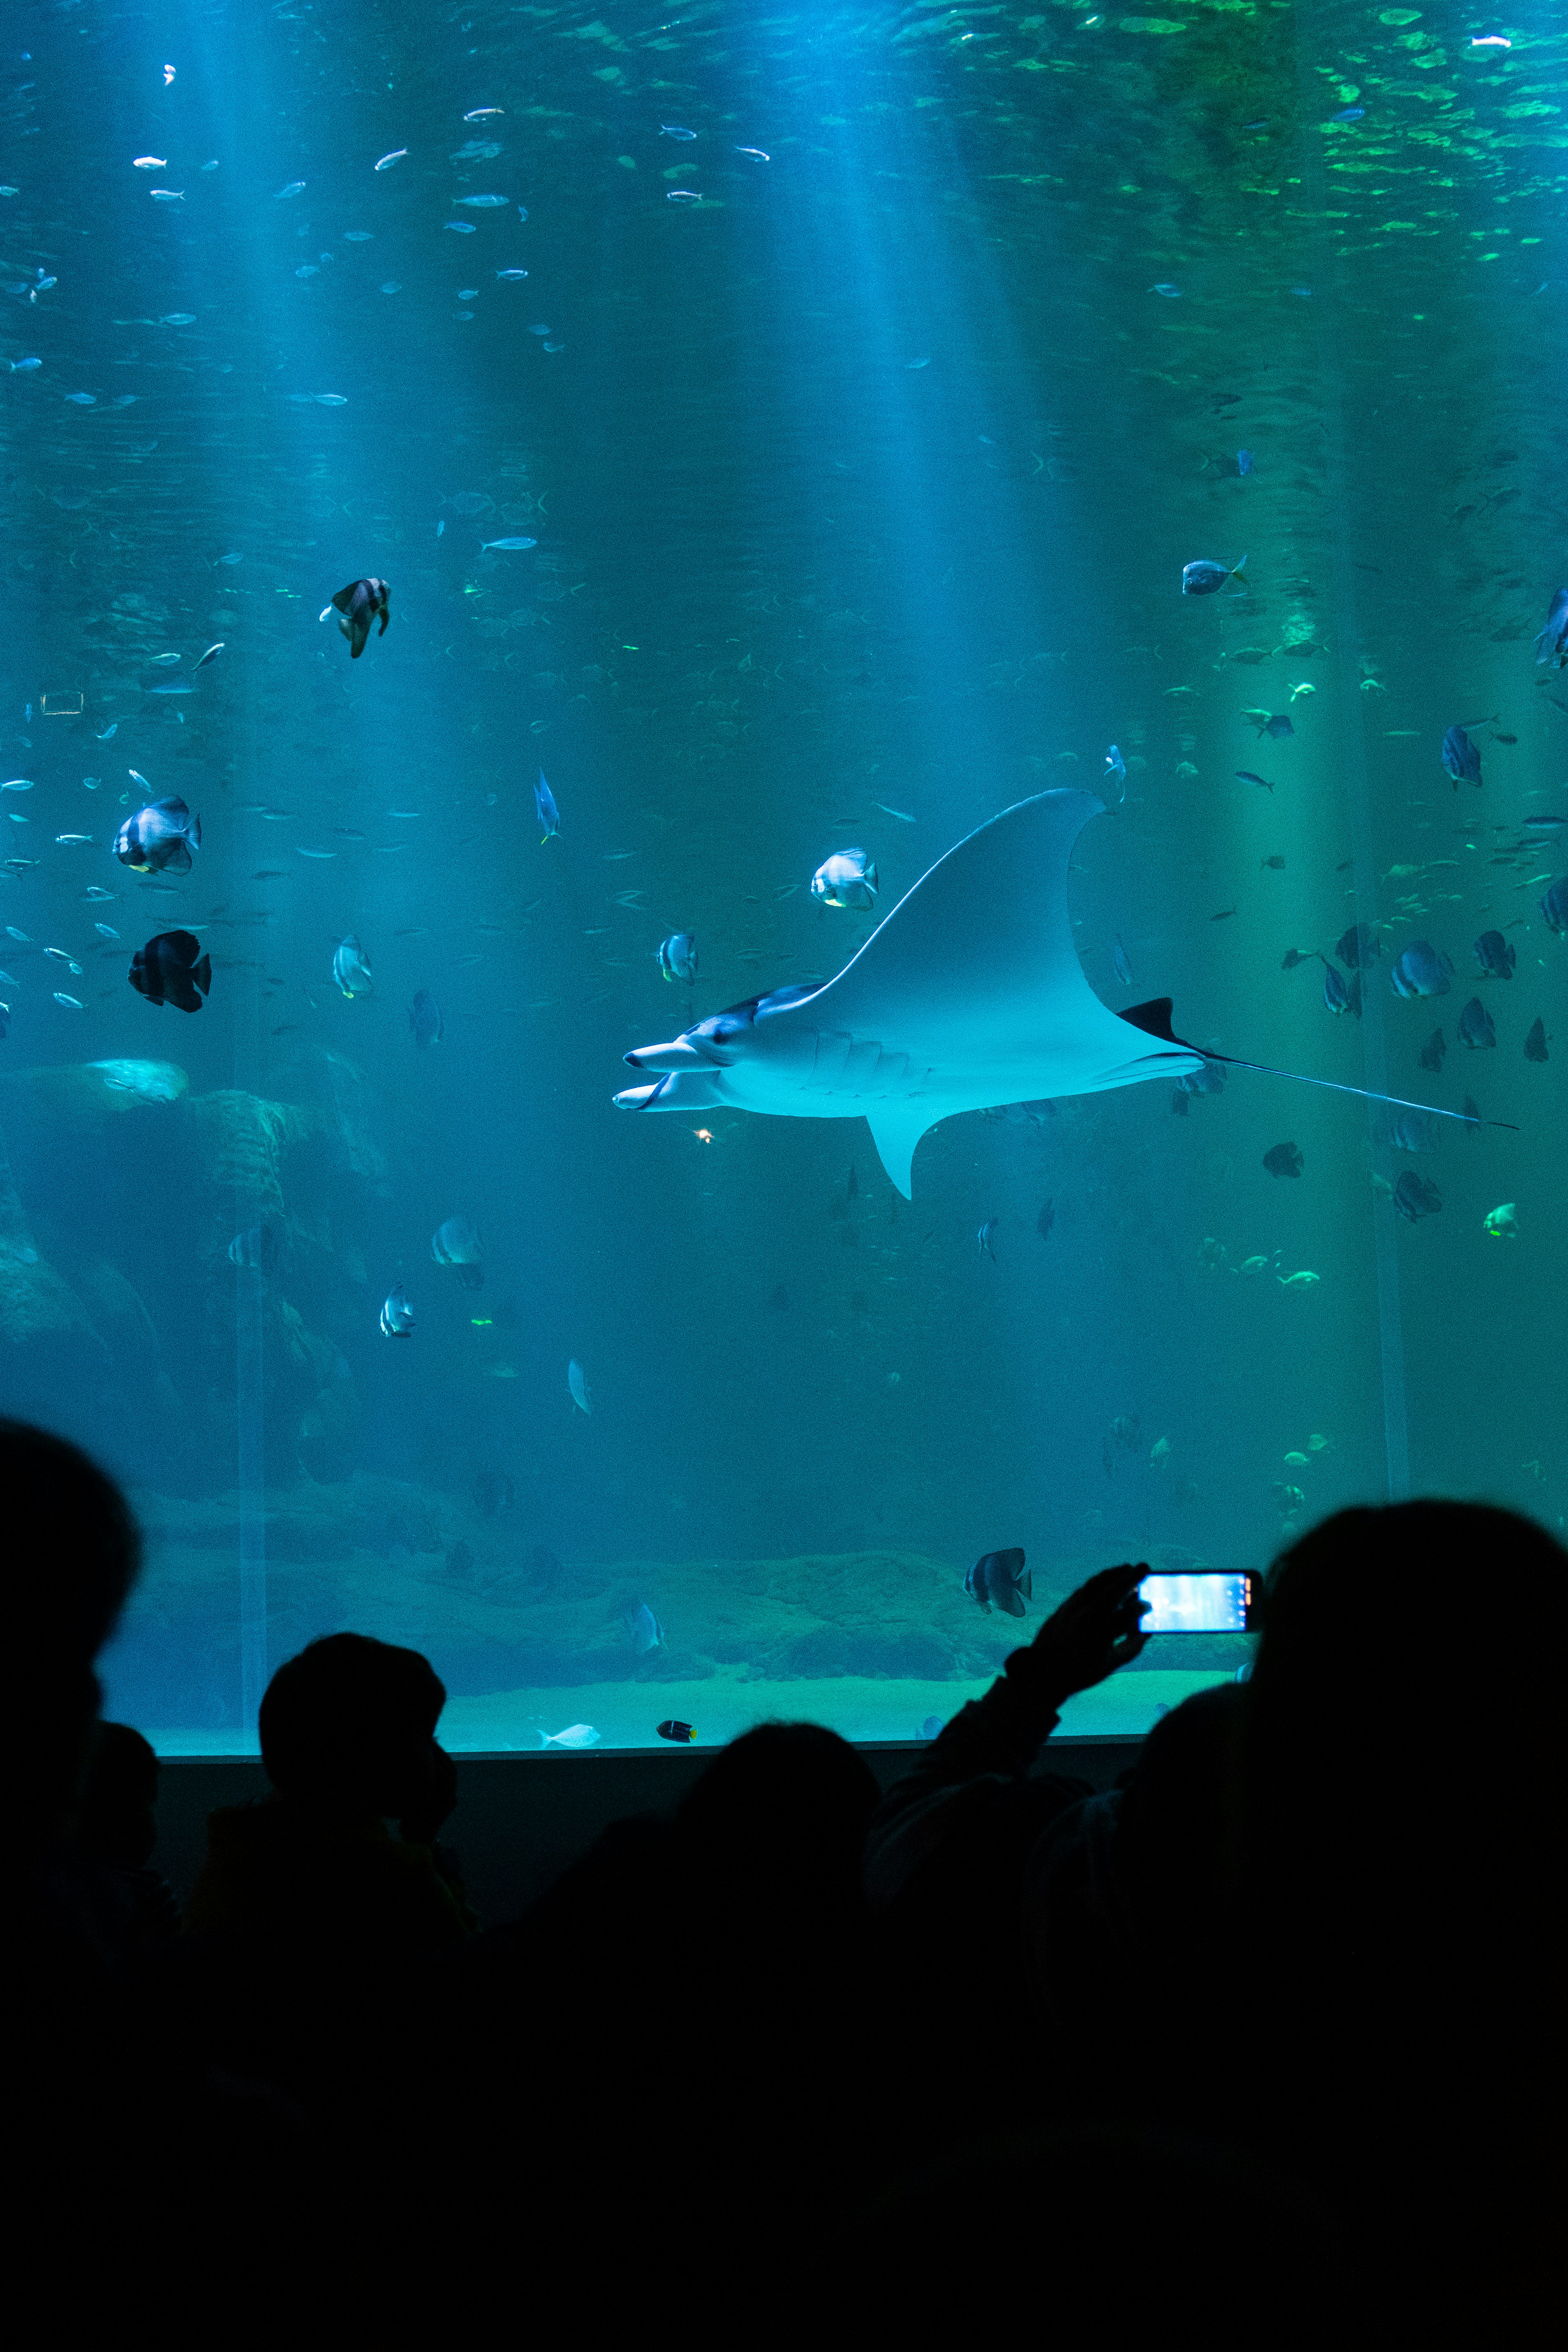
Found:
[1020,1563,1151,1706]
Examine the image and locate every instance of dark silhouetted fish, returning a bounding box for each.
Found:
[128,928,210,1011]
[964,1546,1030,1617]
[1393,1170,1442,1223]
[1461,1096,1481,1130]
[1390,941,1453,999]
[1171,1087,1190,1114]
[1182,553,1246,596]
[1524,1016,1549,1063]
[473,1470,515,1516]
[1336,923,1379,970]
[1389,1110,1439,1154]
[1179,1059,1226,1096]
[330,576,390,657]
[1540,877,1566,936]
[1441,724,1482,788]
[1533,585,1568,670]
[409,988,443,1046]
[1472,929,1515,979]
[1418,1028,1446,1073]
[114,795,200,875]
[623,1601,664,1655]
[657,1719,696,1743]
[432,1214,484,1287]
[1263,1142,1303,1177]
[1036,1197,1055,1240]
[1456,997,1496,1050]
[228,1223,281,1272]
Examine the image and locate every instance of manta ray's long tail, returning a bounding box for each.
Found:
[1120,998,1518,1132]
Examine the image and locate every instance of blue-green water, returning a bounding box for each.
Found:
[1,0,1562,1753]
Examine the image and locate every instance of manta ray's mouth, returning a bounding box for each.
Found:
[622,1039,719,1073]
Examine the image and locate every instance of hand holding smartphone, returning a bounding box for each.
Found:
[1137,1570,1259,1633]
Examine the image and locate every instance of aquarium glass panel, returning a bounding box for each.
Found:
[1,1,1562,1754]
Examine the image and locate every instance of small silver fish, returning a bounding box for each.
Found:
[380,1282,415,1337]
[811,847,878,909]
[331,934,373,997]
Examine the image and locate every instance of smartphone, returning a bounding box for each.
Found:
[1137,1569,1260,1633]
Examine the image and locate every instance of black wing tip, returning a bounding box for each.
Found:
[1118,996,1184,1044]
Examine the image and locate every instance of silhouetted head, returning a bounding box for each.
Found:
[1235,1501,1563,2158]
[76,1721,160,1869]
[0,1421,142,1824]
[678,1721,879,1926]
[1117,1680,1244,1922]
[1244,1500,1562,1858]
[259,1634,447,1816]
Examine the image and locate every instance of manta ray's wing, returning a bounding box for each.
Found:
[795,790,1189,1191]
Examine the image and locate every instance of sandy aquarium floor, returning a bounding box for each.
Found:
[112,1483,1248,1756]
[148,1665,1235,1757]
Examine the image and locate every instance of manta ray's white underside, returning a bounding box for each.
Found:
[614,790,1204,1196]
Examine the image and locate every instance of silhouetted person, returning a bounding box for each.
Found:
[186,1632,473,1951]
[676,1718,880,1936]
[3,1419,142,1862]
[863,1564,1150,2148]
[1025,1682,1244,2119]
[74,1720,180,1942]
[1232,1501,1563,2337]
[1,1421,321,2325]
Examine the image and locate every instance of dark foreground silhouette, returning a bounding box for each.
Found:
[6,1414,1557,2341]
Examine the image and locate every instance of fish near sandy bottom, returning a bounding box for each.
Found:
[965,1547,1030,1616]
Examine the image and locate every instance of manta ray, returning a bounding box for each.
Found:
[614,789,1501,1196]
